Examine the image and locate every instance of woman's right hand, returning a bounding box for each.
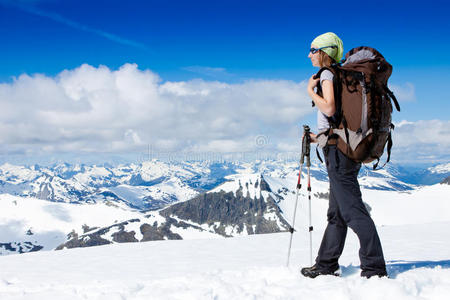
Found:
[302,132,318,143]
[307,74,319,96]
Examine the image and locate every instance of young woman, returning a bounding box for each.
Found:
[301,32,388,279]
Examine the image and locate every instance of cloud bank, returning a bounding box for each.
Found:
[0,64,446,164]
[0,64,312,156]
[390,120,450,163]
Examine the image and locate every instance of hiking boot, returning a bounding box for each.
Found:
[300,264,341,278]
[361,271,388,279]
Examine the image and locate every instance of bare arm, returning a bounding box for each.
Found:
[307,75,336,117]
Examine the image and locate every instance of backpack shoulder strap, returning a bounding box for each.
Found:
[322,65,342,128]
[313,65,343,129]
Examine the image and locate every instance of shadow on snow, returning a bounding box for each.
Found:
[340,259,450,278]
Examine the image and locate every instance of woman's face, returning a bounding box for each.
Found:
[308,44,321,67]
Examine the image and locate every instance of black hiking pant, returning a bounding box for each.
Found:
[316,145,386,277]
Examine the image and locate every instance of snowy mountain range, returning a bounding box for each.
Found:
[1,160,449,256]
[1,160,450,299]
[0,160,237,210]
[56,173,290,250]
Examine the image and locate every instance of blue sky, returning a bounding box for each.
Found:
[1,0,449,121]
[0,0,449,164]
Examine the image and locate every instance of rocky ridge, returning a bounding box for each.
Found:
[56,175,290,250]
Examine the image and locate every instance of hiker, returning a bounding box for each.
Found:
[300,32,388,279]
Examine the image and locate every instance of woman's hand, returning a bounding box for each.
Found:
[302,132,318,144]
[307,74,319,96]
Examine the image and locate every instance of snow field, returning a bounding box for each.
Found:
[363,184,450,226]
[0,194,144,252]
[1,222,450,299]
[264,173,450,229]
[1,163,450,299]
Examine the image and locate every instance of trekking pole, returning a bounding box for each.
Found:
[286,125,310,267]
[304,126,313,267]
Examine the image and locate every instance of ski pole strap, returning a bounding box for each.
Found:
[316,145,323,163]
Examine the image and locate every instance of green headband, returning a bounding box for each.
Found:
[311,32,344,62]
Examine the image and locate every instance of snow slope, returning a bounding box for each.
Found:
[0,194,144,255]
[0,222,449,299]
[265,173,450,231]
[1,180,449,298]
[1,161,450,298]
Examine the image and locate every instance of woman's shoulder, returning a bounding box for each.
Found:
[320,69,334,82]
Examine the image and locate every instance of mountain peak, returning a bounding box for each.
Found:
[209,173,270,199]
[429,163,450,174]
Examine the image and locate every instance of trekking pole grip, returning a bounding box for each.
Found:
[302,124,312,168]
[302,125,311,153]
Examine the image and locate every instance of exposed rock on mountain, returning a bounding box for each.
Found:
[56,175,290,250]
[161,176,288,236]
[0,242,43,254]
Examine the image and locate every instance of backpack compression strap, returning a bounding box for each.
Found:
[384,85,401,112]
[369,123,395,170]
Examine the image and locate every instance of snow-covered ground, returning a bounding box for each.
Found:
[0,222,449,299]
[0,194,144,254]
[1,182,450,299]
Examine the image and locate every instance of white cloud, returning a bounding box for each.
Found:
[1,63,445,164]
[393,120,450,147]
[0,64,313,156]
[390,120,450,163]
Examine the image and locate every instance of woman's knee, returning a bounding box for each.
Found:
[341,205,372,226]
[327,208,346,226]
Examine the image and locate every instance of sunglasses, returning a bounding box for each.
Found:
[309,45,338,54]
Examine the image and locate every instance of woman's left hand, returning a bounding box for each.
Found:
[307,75,319,94]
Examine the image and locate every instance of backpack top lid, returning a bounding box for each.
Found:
[340,46,393,83]
[343,48,377,64]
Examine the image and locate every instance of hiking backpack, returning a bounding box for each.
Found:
[315,46,401,169]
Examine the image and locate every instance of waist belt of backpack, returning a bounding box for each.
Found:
[326,128,339,145]
[316,128,339,145]
[315,129,339,163]
[326,136,338,145]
